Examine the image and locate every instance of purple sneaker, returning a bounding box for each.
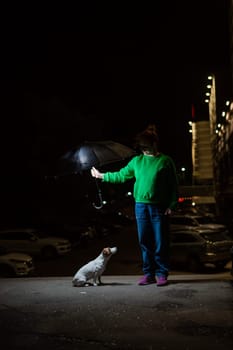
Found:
[156,276,168,286]
[138,275,156,285]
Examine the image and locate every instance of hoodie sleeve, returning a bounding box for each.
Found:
[103,157,136,184]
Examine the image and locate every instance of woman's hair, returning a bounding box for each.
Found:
[134,126,159,153]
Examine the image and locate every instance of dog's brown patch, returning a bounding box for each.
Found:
[103,247,111,256]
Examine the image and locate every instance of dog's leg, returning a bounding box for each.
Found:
[73,280,84,287]
[72,277,87,287]
[93,272,102,286]
[93,276,98,286]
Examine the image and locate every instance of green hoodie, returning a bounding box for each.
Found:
[103,153,178,210]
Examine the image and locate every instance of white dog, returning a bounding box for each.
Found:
[72,247,117,287]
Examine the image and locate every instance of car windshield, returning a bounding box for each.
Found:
[195,216,216,225]
[200,232,231,242]
[33,231,49,238]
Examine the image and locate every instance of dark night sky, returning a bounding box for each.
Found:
[0,1,231,176]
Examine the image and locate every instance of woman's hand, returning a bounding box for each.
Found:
[164,208,172,215]
[91,167,104,179]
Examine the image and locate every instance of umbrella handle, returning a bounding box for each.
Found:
[93,178,104,210]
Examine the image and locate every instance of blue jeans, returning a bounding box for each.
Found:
[135,203,170,278]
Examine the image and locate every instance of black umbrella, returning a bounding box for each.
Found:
[58,140,136,174]
[57,140,136,208]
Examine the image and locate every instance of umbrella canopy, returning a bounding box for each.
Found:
[56,140,136,209]
[57,140,136,175]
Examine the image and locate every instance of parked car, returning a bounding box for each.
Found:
[170,227,233,272]
[0,228,71,259]
[230,246,233,276]
[0,250,34,277]
[170,214,227,232]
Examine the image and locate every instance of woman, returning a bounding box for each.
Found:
[91,128,178,286]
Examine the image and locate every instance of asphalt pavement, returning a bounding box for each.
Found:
[0,274,232,350]
[0,218,233,350]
